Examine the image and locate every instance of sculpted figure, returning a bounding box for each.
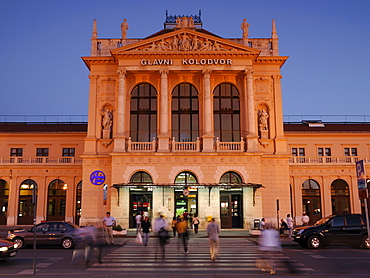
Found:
[121,19,129,39]
[102,109,113,131]
[241,18,250,39]
[258,109,269,131]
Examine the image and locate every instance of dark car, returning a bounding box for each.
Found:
[292,214,370,249]
[6,221,80,249]
[0,239,19,260]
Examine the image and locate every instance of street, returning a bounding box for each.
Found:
[1,236,370,277]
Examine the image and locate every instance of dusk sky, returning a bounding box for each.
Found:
[1,0,369,121]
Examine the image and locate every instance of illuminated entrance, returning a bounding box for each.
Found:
[174,172,198,223]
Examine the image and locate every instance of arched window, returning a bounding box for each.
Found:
[331,179,350,215]
[302,179,321,224]
[129,171,153,184]
[172,83,199,142]
[213,83,240,142]
[175,171,198,184]
[75,181,82,225]
[0,179,9,225]
[220,171,243,184]
[18,179,38,225]
[47,179,67,221]
[130,83,157,142]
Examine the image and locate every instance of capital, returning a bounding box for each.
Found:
[160,70,169,76]
[117,69,127,77]
[202,69,212,77]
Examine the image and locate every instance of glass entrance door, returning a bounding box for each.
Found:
[129,189,152,228]
[220,192,243,229]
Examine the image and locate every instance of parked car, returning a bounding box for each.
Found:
[0,239,19,260]
[6,221,80,249]
[292,214,370,249]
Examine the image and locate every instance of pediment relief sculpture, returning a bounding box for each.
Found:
[132,33,240,52]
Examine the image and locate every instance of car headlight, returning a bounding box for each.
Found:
[13,243,19,249]
[0,247,8,252]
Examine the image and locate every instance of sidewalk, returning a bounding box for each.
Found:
[0,225,298,246]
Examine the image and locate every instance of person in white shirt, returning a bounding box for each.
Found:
[135,212,142,233]
[102,212,116,245]
[301,213,310,226]
[286,214,294,238]
[206,218,220,261]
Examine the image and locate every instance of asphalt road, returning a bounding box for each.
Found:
[1,237,369,277]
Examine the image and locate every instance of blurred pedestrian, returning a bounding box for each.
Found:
[279,219,288,236]
[71,224,97,267]
[153,214,169,259]
[301,213,310,226]
[102,212,116,245]
[141,216,151,246]
[135,212,142,233]
[259,218,266,230]
[172,216,178,238]
[192,213,200,234]
[206,218,220,261]
[286,214,294,238]
[176,217,189,254]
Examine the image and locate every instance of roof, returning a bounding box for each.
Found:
[284,123,370,133]
[145,28,222,40]
[0,123,87,133]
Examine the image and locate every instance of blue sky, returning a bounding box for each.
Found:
[1,0,369,118]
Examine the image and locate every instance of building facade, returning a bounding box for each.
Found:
[0,13,368,230]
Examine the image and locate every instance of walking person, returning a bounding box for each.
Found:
[192,213,200,234]
[172,216,178,238]
[153,214,169,259]
[141,216,151,246]
[176,217,189,254]
[102,212,116,245]
[259,218,266,230]
[301,212,310,226]
[279,219,288,236]
[286,214,294,238]
[206,218,220,261]
[135,212,142,233]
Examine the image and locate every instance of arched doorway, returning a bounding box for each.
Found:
[174,171,198,224]
[0,179,9,225]
[47,179,67,221]
[331,179,350,215]
[302,179,322,225]
[75,181,82,225]
[18,179,37,225]
[220,171,243,229]
[129,171,153,228]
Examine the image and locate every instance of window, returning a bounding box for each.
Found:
[213,83,240,142]
[331,179,350,215]
[220,171,243,184]
[130,83,157,142]
[62,148,75,157]
[175,171,198,185]
[36,148,49,157]
[292,148,305,156]
[344,147,357,156]
[172,83,199,142]
[318,148,331,156]
[10,148,23,157]
[346,216,362,226]
[330,216,344,227]
[129,171,153,184]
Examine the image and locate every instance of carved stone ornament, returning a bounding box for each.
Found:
[133,33,240,52]
[100,138,113,147]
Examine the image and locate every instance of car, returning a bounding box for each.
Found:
[6,221,80,249]
[292,214,370,249]
[0,239,19,260]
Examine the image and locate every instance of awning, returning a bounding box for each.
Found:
[112,182,263,188]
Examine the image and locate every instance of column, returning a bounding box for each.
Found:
[245,70,259,152]
[202,70,214,152]
[84,75,98,154]
[157,70,170,152]
[272,75,287,154]
[114,68,127,152]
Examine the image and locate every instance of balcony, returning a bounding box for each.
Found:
[127,137,156,152]
[215,137,245,152]
[0,157,82,165]
[289,156,369,165]
[171,137,200,152]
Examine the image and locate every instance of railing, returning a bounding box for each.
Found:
[289,156,368,164]
[127,137,156,152]
[0,157,82,164]
[171,137,200,152]
[215,137,245,152]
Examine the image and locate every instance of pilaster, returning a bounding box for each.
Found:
[202,70,215,152]
[114,68,127,152]
[245,70,259,152]
[158,70,170,152]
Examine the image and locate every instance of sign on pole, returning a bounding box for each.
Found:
[356,160,368,199]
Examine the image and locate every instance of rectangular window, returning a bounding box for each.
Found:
[36,148,49,157]
[292,148,305,156]
[318,148,331,156]
[10,148,23,157]
[62,148,75,157]
[344,147,357,156]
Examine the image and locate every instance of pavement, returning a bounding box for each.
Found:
[0,225,298,246]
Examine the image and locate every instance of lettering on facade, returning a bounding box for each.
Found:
[140,59,232,66]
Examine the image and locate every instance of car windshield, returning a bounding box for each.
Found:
[67,222,79,229]
[314,216,332,226]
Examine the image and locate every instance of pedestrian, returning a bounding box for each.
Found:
[257,223,282,275]
[141,216,151,246]
[172,216,178,238]
[135,212,142,233]
[102,212,116,245]
[286,214,294,238]
[206,218,220,261]
[279,219,288,236]
[71,224,97,267]
[301,212,310,226]
[259,218,266,230]
[176,217,189,254]
[153,214,169,259]
[192,213,200,234]
[95,225,105,264]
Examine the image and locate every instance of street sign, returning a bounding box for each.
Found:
[356,160,368,200]
[90,170,106,185]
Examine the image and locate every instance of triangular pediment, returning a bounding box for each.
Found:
[111,29,260,56]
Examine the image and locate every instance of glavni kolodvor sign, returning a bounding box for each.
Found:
[140,58,233,66]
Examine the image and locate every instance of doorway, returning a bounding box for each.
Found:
[220,192,243,229]
[129,189,153,228]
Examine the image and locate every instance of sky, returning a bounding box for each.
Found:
[1,0,370,120]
